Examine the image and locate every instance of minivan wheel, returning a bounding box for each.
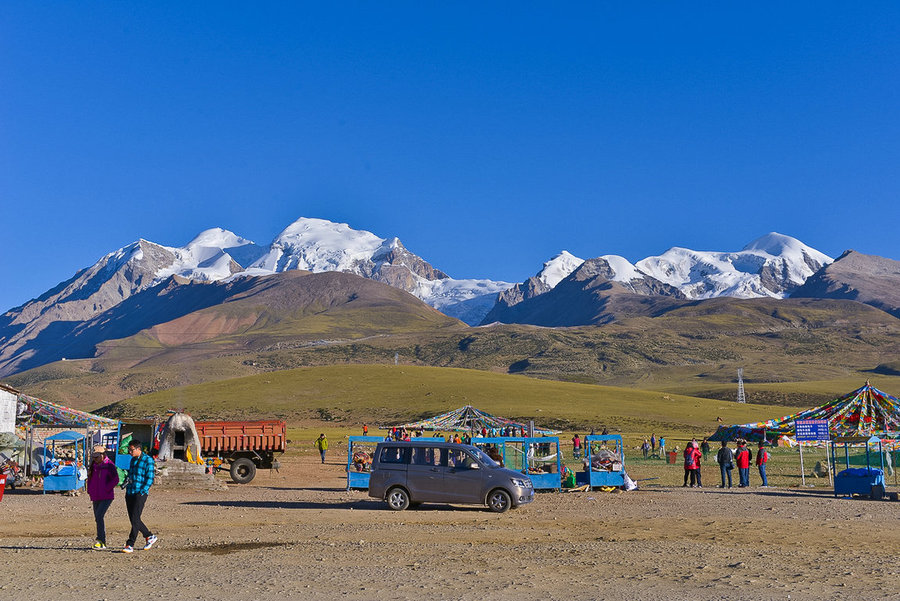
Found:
[386,487,410,511]
[487,489,512,513]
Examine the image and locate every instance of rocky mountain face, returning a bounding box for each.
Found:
[4,218,899,378]
[485,233,836,326]
[790,250,900,318]
[0,270,462,376]
[483,257,686,326]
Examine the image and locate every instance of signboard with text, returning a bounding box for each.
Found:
[794,419,830,441]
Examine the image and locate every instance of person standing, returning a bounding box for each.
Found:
[641,439,650,459]
[683,442,699,487]
[756,442,770,487]
[693,442,703,487]
[572,434,582,459]
[735,441,751,488]
[650,433,656,456]
[87,445,118,550]
[700,438,711,460]
[362,424,368,436]
[716,440,734,488]
[315,434,329,463]
[658,436,666,459]
[122,440,157,553]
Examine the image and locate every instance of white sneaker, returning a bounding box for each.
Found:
[143,535,158,550]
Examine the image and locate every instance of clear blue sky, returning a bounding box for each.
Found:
[2,3,899,312]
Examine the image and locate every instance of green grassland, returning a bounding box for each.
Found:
[98,364,806,445]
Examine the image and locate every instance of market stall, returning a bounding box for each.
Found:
[831,435,889,500]
[472,436,562,490]
[578,435,626,490]
[346,436,385,490]
[42,430,88,493]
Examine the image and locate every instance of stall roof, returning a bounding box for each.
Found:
[44,430,87,441]
[711,381,900,441]
[394,405,559,435]
[18,393,118,429]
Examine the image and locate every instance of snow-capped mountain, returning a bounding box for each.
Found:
[636,233,833,299]
[243,218,511,324]
[492,233,833,320]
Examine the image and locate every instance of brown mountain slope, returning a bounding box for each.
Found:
[791,250,900,318]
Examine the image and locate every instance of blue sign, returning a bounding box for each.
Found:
[795,419,830,441]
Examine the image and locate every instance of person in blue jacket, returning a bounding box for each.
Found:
[121,439,158,553]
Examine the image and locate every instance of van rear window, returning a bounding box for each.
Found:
[379,446,410,465]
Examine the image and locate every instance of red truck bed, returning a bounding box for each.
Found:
[194,420,286,454]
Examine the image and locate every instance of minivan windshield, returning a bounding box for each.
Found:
[466,446,499,468]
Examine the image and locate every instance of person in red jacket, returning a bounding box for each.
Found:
[756,442,770,487]
[682,441,702,487]
[735,441,752,487]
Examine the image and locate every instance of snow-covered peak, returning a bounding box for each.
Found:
[537,251,584,288]
[599,255,644,283]
[252,217,390,273]
[186,228,254,252]
[636,234,833,300]
[742,232,833,265]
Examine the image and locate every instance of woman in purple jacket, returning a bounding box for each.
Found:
[87,445,119,550]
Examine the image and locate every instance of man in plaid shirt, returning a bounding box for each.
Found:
[121,439,158,553]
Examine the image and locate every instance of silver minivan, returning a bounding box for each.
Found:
[368,441,534,513]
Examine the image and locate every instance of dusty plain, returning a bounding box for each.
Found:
[2,448,898,601]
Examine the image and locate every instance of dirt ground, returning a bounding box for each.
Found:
[2,452,898,601]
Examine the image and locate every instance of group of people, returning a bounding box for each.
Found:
[714,439,770,488]
[640,433,668,459]
[86,439,158,553]
[683,437,770,489]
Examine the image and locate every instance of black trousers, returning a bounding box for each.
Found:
[92,499,113,544]
[125,493,152,547]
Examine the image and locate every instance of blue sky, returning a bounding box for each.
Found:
[2,3,899,312]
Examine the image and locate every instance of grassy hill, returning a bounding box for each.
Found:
[7,293,900,413]
[96,364,805,444]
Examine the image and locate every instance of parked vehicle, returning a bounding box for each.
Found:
[368,441,534,513]
[194,420,286,484]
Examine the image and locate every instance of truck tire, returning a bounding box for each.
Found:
[230,458,257,484]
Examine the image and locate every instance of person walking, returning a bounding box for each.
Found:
[641,439,650,459]
[87,445,119,550]
[315,433,329,463]
[735,441,751,487]
[658,436,666,459]
[122,440,157,554]
[716,440,734,488]
[756,442,770,487]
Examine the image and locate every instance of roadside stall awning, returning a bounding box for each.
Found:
[394,405,559,435]
[710,381,900,442]
[17,393,119,429]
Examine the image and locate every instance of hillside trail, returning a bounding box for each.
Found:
[1,453,897,601]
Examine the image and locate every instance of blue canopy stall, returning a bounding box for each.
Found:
[346,436,387,490]
[471,436,562,490]
[831,435,889,500]
[578,435,626,490]
[42,430,88,494]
